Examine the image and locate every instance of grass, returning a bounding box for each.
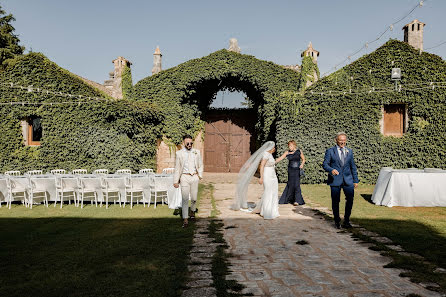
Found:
[296,183,446,293]
[0,197,199,297]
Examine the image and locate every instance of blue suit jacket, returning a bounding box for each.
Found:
[323,146,359,186]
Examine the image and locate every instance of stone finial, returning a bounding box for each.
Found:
[301,42,320,63]
[228,38,241,53]
[402,19,425,52]
[152,46,162,75]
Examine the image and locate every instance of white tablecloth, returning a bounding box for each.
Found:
[372,168,446,207]
[0,178,7,202]
[0,173,178,206]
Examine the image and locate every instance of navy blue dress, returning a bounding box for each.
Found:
[279,150,305,205]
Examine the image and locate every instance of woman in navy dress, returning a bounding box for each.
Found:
[277,140,306,205]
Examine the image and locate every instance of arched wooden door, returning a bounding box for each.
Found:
[204,110,256,172]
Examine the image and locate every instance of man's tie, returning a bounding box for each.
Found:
[340,148,345,167]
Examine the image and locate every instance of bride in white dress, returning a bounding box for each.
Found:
[231,141,279,220]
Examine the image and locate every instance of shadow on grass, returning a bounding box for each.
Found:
[0,216,194,297]
[360,194,374,205]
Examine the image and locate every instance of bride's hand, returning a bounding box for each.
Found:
[259,178,263,185]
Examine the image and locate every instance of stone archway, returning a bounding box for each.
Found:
[132,49,302,172]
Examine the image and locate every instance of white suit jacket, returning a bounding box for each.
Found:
[173,148,204,184]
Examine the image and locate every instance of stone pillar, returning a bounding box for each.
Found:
[403,19,425,52]
[152,46,162,75]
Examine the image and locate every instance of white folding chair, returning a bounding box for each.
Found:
[101,177,125,209]
[125,176,146,209]
[26,170,43,176]
[115,169,131,175]
[55,176,78,208]
[4,171,21,176]
[6,177,28,209]
[149,175,168,209]
[28,177,50,208]
[139,169,154,174]
[72,169,88,175]
[93,169,109,175]
[50,169,66,175]
[78,177,101,208]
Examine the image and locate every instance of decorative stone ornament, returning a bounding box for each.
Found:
[228,38,241,53]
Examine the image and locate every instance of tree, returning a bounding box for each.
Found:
[0,5,24,67]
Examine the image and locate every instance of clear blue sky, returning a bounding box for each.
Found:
[3,0,446,107]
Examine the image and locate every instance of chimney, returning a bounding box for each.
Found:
[402,19,425,52]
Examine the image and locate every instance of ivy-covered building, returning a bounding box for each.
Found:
[0,20,444,184]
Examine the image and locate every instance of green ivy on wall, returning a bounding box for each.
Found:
[121,64,133,100]
[299,55,320,90]
[0,53,161,173]
[132,49,302,145]
[276,40,446,184]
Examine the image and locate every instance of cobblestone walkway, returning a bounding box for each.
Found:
[206,173,441,297]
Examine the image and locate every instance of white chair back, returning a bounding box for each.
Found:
[93,169,109,175]
[51,169,66,175]
[162,168,175,174]
[103,177,126,190]
[7,176,29,192]
[139,168,154,174]
[26,170,43,176]
[72,169,88,175]
[79,177,102,191]
[153,175,171,191]
[115,169,131,175]
[58,176,78,191]
[5,171,21,176]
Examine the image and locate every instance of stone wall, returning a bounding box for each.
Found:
[156,132,204,173]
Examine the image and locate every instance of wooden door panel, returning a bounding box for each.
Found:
[204,110,255,172]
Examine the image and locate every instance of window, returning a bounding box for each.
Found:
[22,116,42,146]
[418,23,420,31]
[412,24,415,31]
[382,104,407,137]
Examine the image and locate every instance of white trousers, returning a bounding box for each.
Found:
[180,174,199,219]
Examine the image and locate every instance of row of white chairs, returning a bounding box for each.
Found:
[3,168,158,176]
[1,174,170,210]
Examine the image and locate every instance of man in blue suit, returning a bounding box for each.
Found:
[323,132,359,229]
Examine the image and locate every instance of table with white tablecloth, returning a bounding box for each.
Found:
[371,168,446,207]
[0,173,179,207]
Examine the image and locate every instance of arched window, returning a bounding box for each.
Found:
[418,23,420,30]
[412,24,415,31]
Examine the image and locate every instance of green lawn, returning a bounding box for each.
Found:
[297,183,446,291]
[0,195,198,297]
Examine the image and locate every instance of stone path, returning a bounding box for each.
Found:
[205,173,442,297]
[182,181,218,297]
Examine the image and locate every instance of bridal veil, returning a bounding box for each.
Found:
[231,141,275,210]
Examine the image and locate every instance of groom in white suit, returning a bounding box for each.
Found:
[173,135,203,227]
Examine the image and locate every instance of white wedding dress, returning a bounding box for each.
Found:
[252,151,279,219]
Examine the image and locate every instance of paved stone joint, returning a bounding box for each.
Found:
[204,175,443,297]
